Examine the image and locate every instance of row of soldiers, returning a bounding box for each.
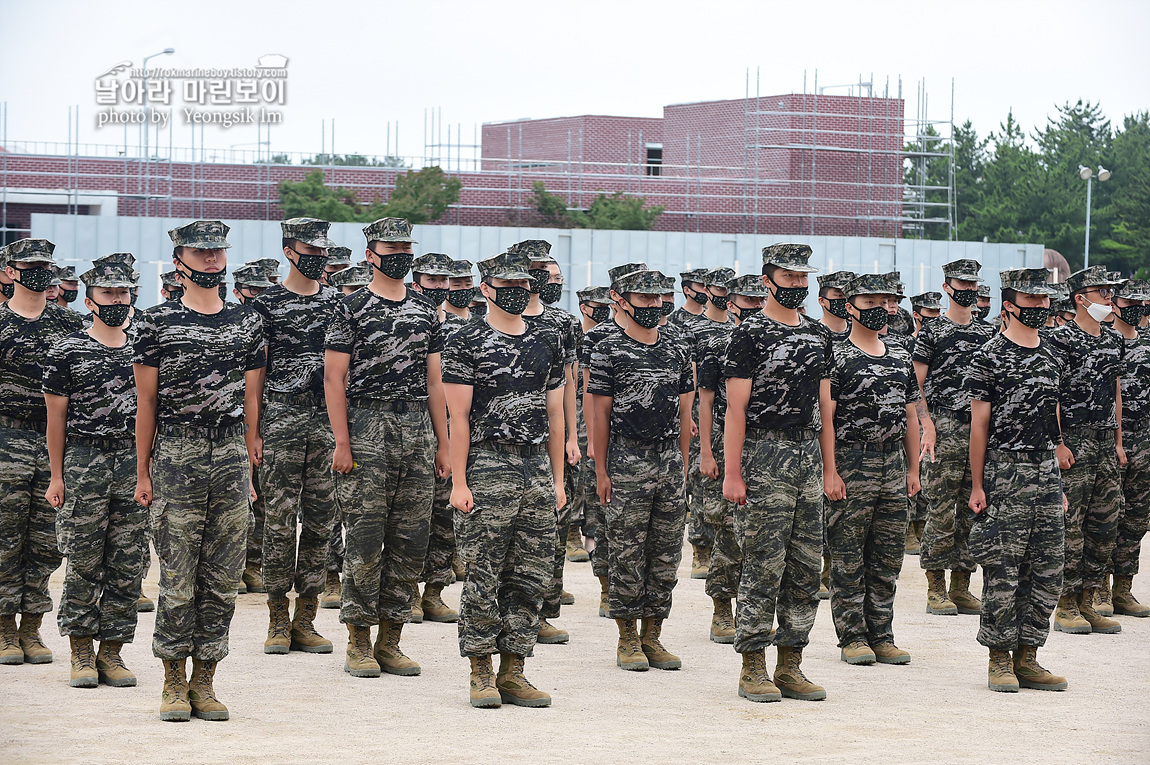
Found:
[1,217,1146,721]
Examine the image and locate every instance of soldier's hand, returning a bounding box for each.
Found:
[586,442,596,462]
[969,486,986,514]
[824,471,846,502]
[690,419,699,438]
[701,453,720,480]
[1057,443,1074,471]
[566,438,581,466]
[597,473,612,505]
[1063,493,1069,514]
[451,484,475,514]
[247,433,263,467]
[134,476,153,508]
[332,443,355,474]
[907,471,921,498]
[249,480,257,504]
[555,481,567,512]
[723,474,747,505]
[919,424,936,462]
[435,446,451,480]
[1117,444,1127,467]
[45,478,65,509]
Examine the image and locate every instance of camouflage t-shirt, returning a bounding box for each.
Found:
[830,340,919,443]
[42,331,135,439]
[1048,321,1125,430]
[441,311,471,342]
[524,305,578,367]
[580,320,622,370]
[911,315,995,416]
[723,313,833,432]
[666,308,706,362]
[587,329,694,442]
[1115,326,1150,433]
[697,323,735,426]
[441,320,564,445]
[969,334,1064,451]
[250,282,343,398]
[324,287,443,402]
[0,302,84,422]
[888,306,914,336]
[133,301,265,428]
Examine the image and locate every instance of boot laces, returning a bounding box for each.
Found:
[270,603,291,638]
[165,663,187,701]
[101,646,127,670]
[786,650,810,681]
[75,639,96,669]
[354,627,373,655]
[193,663,219,701]
[745,651,768,682]
[294,602,320,637]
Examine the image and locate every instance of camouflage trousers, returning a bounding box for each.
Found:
[543,417,582,619]
[327,509,344,574]
[587,457,609,579]
[247,465,264,570]
[335,406,434,626]
[603,438,686,620]
[687,435,714,549]
[1113,429,1150,576]
[151,431,249,661]
[422,475,455,587]
[56,443,145,642]
[970,450,1064,649]
[734,433,822,654]
[455,443,556,658]
[568,404,588,534]
[825,445,909,648]
[1060,427,1122,595]
[920,413,975,573]
[704,424,741,601]
[260,400,338,599]
[0,423,61,616]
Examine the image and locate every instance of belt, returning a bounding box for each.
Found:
[264,390,325,409]
[0,414,47,433]
[744,426,818,442]
[68,435,134,451]
[157,422,247,441]
[840,440,903,454]
[1067,424,1116,440]
[610,434,677,452]
[988,448,1057,464]
[936,409,972,425]
[348,398,428,414]
[474,439,546,456]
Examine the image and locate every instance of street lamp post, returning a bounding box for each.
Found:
[141,48,175,216]
[1079,164,1112,270]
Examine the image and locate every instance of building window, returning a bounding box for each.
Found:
[645,143,663,176]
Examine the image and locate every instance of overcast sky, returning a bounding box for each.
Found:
[1,0,1147,163]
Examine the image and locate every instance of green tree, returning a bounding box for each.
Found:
[1100,112,1150,275]
[278,170,380,222]
[583,191,664,230]
[278,166,460,224]
[380,166,462,224]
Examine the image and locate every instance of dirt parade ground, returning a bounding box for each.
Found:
[2,541,1148,765]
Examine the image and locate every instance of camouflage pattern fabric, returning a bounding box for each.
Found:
[825,447,909,647]
[587,332,693,442]
[455,446,556,657]
[260,401,337,599]
[422,476,455,586]
[362,217,417,244]
[911,316,995,417]
[524,304,578,366]
[1059,428,1123,595]
[918,414,976,573]
[887,306,914,336]
[603,442,687,619]
[587,456,609,579]
[1114,429,1150,576]
[327,510,344,574]
[1047,321,1124,430]
[250,283,344,397]
[0,426,60,615]
[1117,326,1150,434]
[150,433,250,661]
[970,452,1064,649]
[324,287,442,403]
[686,317,731,551]
[969,335,1064,452]
[168,220,231,250]
[55,444,144,641]
[247,467,264,571]
[703,425,741,600]
[42,332,135,439]
[830,341,919,443]
[734,437,823,653]
[0,302,84,421]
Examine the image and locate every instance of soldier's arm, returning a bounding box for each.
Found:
[913,359,935,460]
[698,389,717,477]
[444,382,474,512]
[1115,377,1126,464]
[563,362,579,464]
[968,399,990,513]
[324,349,353,474]
[903,403,921,497]
[819,380,845,501]
[244,367,263,470]
[678,392,693,475]
[427,352,451,480]
[593,393,613,504]
[133,364,159,507]
[722,378,750,504]
[44,393,68,508]
[583,367,597,461]
[547,386,567,511]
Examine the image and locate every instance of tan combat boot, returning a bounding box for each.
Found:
[640,618,681,670]
[187,658,229,721]
[691,545,710,579]
[819,551,831,600]
[1053,594,1091,633]
[291,597,333,653]
[537,618,570,644]
[1112,575,1150,617]
[136,593,155,612]
[987,648,1019,692]
[565,526,589,562]
[68,636,98,688]
[411,597,424,624]
[264,598,291,654]
[320,571,341,609]
[496,653,551,707]
[374,621,421,676]
[774,646,826,701]
[159,659,191,722]
[96,641,136,687]
[1078,588,1121,634]
[709,597,735,644]
[241,564,265,594]
[597,576,610,618]
[421,584,459,623]
[468,655,501,708]
[1094,576,1114,616]
[344,624,381,678]
[925,570,958,615]
[0,614,23,665]
[18,613,52,664]
[738,649,781,702]
[615,619,648,671]
[871,641,911,665]
[948,570,981,614]
[905,521,921,555]
[560,590,575,606]
[1013,645,1067,691]
[840,640,876,666]
[452,554,465,583]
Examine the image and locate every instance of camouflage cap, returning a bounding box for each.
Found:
[448,259,474,278]
[93,252,136,270]
[326,246,353,266]
[329,262,373,288]
[608,262,648,284]
[844,273,897,299]
[168,220,231,250]
[977,284,991,298]
[999,268,1059,297]
[879,272,906,295]
[80,263,136,289]
[54,265,78,282]
[477,251,531,281]
[281,217,337,249]
[49,267,63,286]
[1066,265,1123,294]
[247,258,282,279]
[160,270,182,287]
[613,269,669,296]
[704,267,736,288]
[1117,278,1150,301]
[0,238,57,265]
[680,267,708,285]
[817,270,857,291]
[910,291,943,310]
[507,239,556,265]
[762,243,818,273]
[941,258,983,283]
[1050,282,1070,301]
[577,285,612,304]
[233,265,275,288]
[726,274,771,298]
[362,217,417,244]
[412,252,456,276]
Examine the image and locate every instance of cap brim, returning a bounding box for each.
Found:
[764,261,818,274]
[370,237,418,244]
[487,270,531,280]
[414,268,455,277]
[296,235,338,249]
[949,273,983,283]
[87,279,137,289]
[183,240,232,250]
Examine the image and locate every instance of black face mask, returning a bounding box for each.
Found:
[290,249,327,281]
[130,289,138,307]
[1006,304,1050,329]
[218,284,228,301]
[949,287,979,307]
[626,301,663,329]
[488,285,531,315]
[371,251,413,280]
[12,265,54,292]
[167,287,184,302]
[528,269,550,295]
[539,282,563,305]
[853,305,889,331]
[709,292,729,310]
[176,257,227,289]
[825,298,849,320]
[471,302,487,317]
[1118,305,1144,327]
[61,289,78,304]
[420,287,449,307]
[661,301,675,317]
[93,302,130,328]
[917,314,938,327]
[588,305,610,324]
[768,278,808,310]
[1,282,12,299]
[447,287,476,309]
[974,305,991,320]
[688,287,708,306]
